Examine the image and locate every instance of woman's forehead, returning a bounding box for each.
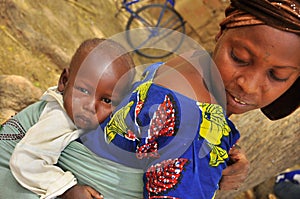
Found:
[226,25,300,50]
[222,25,300,68]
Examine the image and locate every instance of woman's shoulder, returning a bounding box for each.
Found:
[153,53,216,104]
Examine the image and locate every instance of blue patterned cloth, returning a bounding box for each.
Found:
[274,170,300,199]
[276,170,300,184]
[81,63,240,199]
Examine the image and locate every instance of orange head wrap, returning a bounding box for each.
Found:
[220,0,300,33]
[218,0,300,120]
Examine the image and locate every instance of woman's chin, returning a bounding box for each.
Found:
[226,104,254,116]
[226,95,257,115]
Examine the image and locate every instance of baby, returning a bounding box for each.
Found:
[9,38,136,199]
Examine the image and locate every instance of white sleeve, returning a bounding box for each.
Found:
[10,101,85,199]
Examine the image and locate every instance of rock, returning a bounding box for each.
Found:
[0,75,43,122]
[0,108,16,124]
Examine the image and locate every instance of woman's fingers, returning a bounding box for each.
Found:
[219,145,250,190]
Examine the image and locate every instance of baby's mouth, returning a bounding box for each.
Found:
[75,115,92,127]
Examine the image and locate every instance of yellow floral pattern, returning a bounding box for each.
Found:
[105,101,134,143]
[133,81,152,102]
[105,81,152,143]
[197,102,230,166]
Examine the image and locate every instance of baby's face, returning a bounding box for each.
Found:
[63,54,133,130]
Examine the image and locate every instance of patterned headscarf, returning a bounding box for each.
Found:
[220,0,300,33]
[218,0,300,120]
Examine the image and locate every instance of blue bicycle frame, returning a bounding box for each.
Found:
[123,0,175,10]
[122,0,176,28]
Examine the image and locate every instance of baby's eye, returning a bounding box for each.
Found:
[76,87,90,95]
[78,87,90,95]
[102,98,112,104]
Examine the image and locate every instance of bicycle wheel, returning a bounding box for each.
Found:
[126,4,185,59]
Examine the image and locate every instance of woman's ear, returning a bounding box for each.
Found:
[215,27,229,42]
[58,68,70,92]
[215,30,222,42]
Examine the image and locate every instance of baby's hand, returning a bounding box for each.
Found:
[60,184,104,199]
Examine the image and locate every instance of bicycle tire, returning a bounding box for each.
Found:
[126,4,185,59]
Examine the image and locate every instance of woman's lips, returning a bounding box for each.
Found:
[226,91,258,108]
[233,96,247,105]
[225,90,258,114]
[226,90,253,106]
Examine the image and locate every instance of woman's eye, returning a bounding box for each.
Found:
[231,50,248,65]
[102,98,112,104]
[269,70,288,82]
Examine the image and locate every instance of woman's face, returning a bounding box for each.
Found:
[213,25,300,116]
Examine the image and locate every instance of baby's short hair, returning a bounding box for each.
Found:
[69,38,135,72]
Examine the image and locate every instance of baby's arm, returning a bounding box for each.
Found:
[10,101,84,199]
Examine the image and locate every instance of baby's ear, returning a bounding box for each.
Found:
[58,68,70,92]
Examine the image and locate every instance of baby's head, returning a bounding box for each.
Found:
[58,38,135,129]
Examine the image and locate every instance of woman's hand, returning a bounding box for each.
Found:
[60,184,104,199]
[219,145,250,190]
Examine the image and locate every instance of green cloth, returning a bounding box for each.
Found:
[0,101,143,199]
[59,142,143,199]
[0,101,46,199]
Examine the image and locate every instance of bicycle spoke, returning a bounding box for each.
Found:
[125,3,186,58]
[159,15,184,30]
[133,14,153,27]
[134,33,156,49]
[154,5,167,27]
[132,28,178,51]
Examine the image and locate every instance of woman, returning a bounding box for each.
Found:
[62,0,299,198]
[1,0,299,198]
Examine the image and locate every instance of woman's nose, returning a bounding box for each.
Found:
[236,72,265,94]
